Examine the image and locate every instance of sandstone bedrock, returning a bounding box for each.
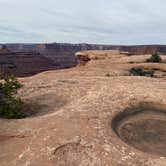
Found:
[1,50,166,165]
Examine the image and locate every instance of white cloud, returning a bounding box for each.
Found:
[0,0,166,44]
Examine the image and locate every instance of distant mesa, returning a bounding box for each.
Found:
[0,45,13,55]
[36,44,46,50]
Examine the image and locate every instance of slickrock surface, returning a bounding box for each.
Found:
[1,50,166,166]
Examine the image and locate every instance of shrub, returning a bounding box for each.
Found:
[0,75,25,119]
[146,53,162,63]
[130,67,154,77]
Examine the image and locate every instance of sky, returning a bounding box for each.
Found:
[0,0,166,44]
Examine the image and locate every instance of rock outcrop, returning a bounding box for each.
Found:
[76,50,129,65]
[1,50,166,165]
[0,45,13,55]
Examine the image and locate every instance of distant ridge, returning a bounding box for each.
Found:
[1,43,166,77]
[1,43,166,54]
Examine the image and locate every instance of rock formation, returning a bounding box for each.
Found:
[0,47,60,77]
[1,50,166,165]
[76,50,129,66]
[0,45,13,55]
[3,43,166,55]
[1,43,166,77]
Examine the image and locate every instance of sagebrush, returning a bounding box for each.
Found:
[146,53,162,63]
[0,75,25,119]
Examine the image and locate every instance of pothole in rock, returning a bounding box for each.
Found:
[53,143,92,166]
[0,93,68,119]
[112,103,166,156]
[22,93,67,118]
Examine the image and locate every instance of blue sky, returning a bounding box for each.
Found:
[0,0,166,44]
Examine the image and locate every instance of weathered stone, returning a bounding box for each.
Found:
[1,50,166,165]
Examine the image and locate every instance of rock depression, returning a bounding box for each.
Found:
[112,103,166,156]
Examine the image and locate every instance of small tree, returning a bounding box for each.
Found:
[146,53,162,63]
[0,74,25,119]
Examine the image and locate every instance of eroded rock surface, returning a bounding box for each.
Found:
[1,50,166,165]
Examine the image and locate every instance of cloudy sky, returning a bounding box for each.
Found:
[0,0,166,44]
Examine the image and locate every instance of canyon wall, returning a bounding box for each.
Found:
[0,47,60,77]
[6,43,166,68]
[4,43,166,55]
[1,43,166,77]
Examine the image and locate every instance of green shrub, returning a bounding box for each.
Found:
[146,53,162,63]
[130,67,154,77]
[0,75,25,119]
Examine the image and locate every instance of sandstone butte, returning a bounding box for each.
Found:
[1,50,166,166]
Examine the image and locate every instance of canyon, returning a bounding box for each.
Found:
[4,43,166,55]
[1,43,166,76]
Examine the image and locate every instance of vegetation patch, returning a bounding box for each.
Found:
[146,53,162,63]
[129,67,154,77]
[0,75,25,119]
